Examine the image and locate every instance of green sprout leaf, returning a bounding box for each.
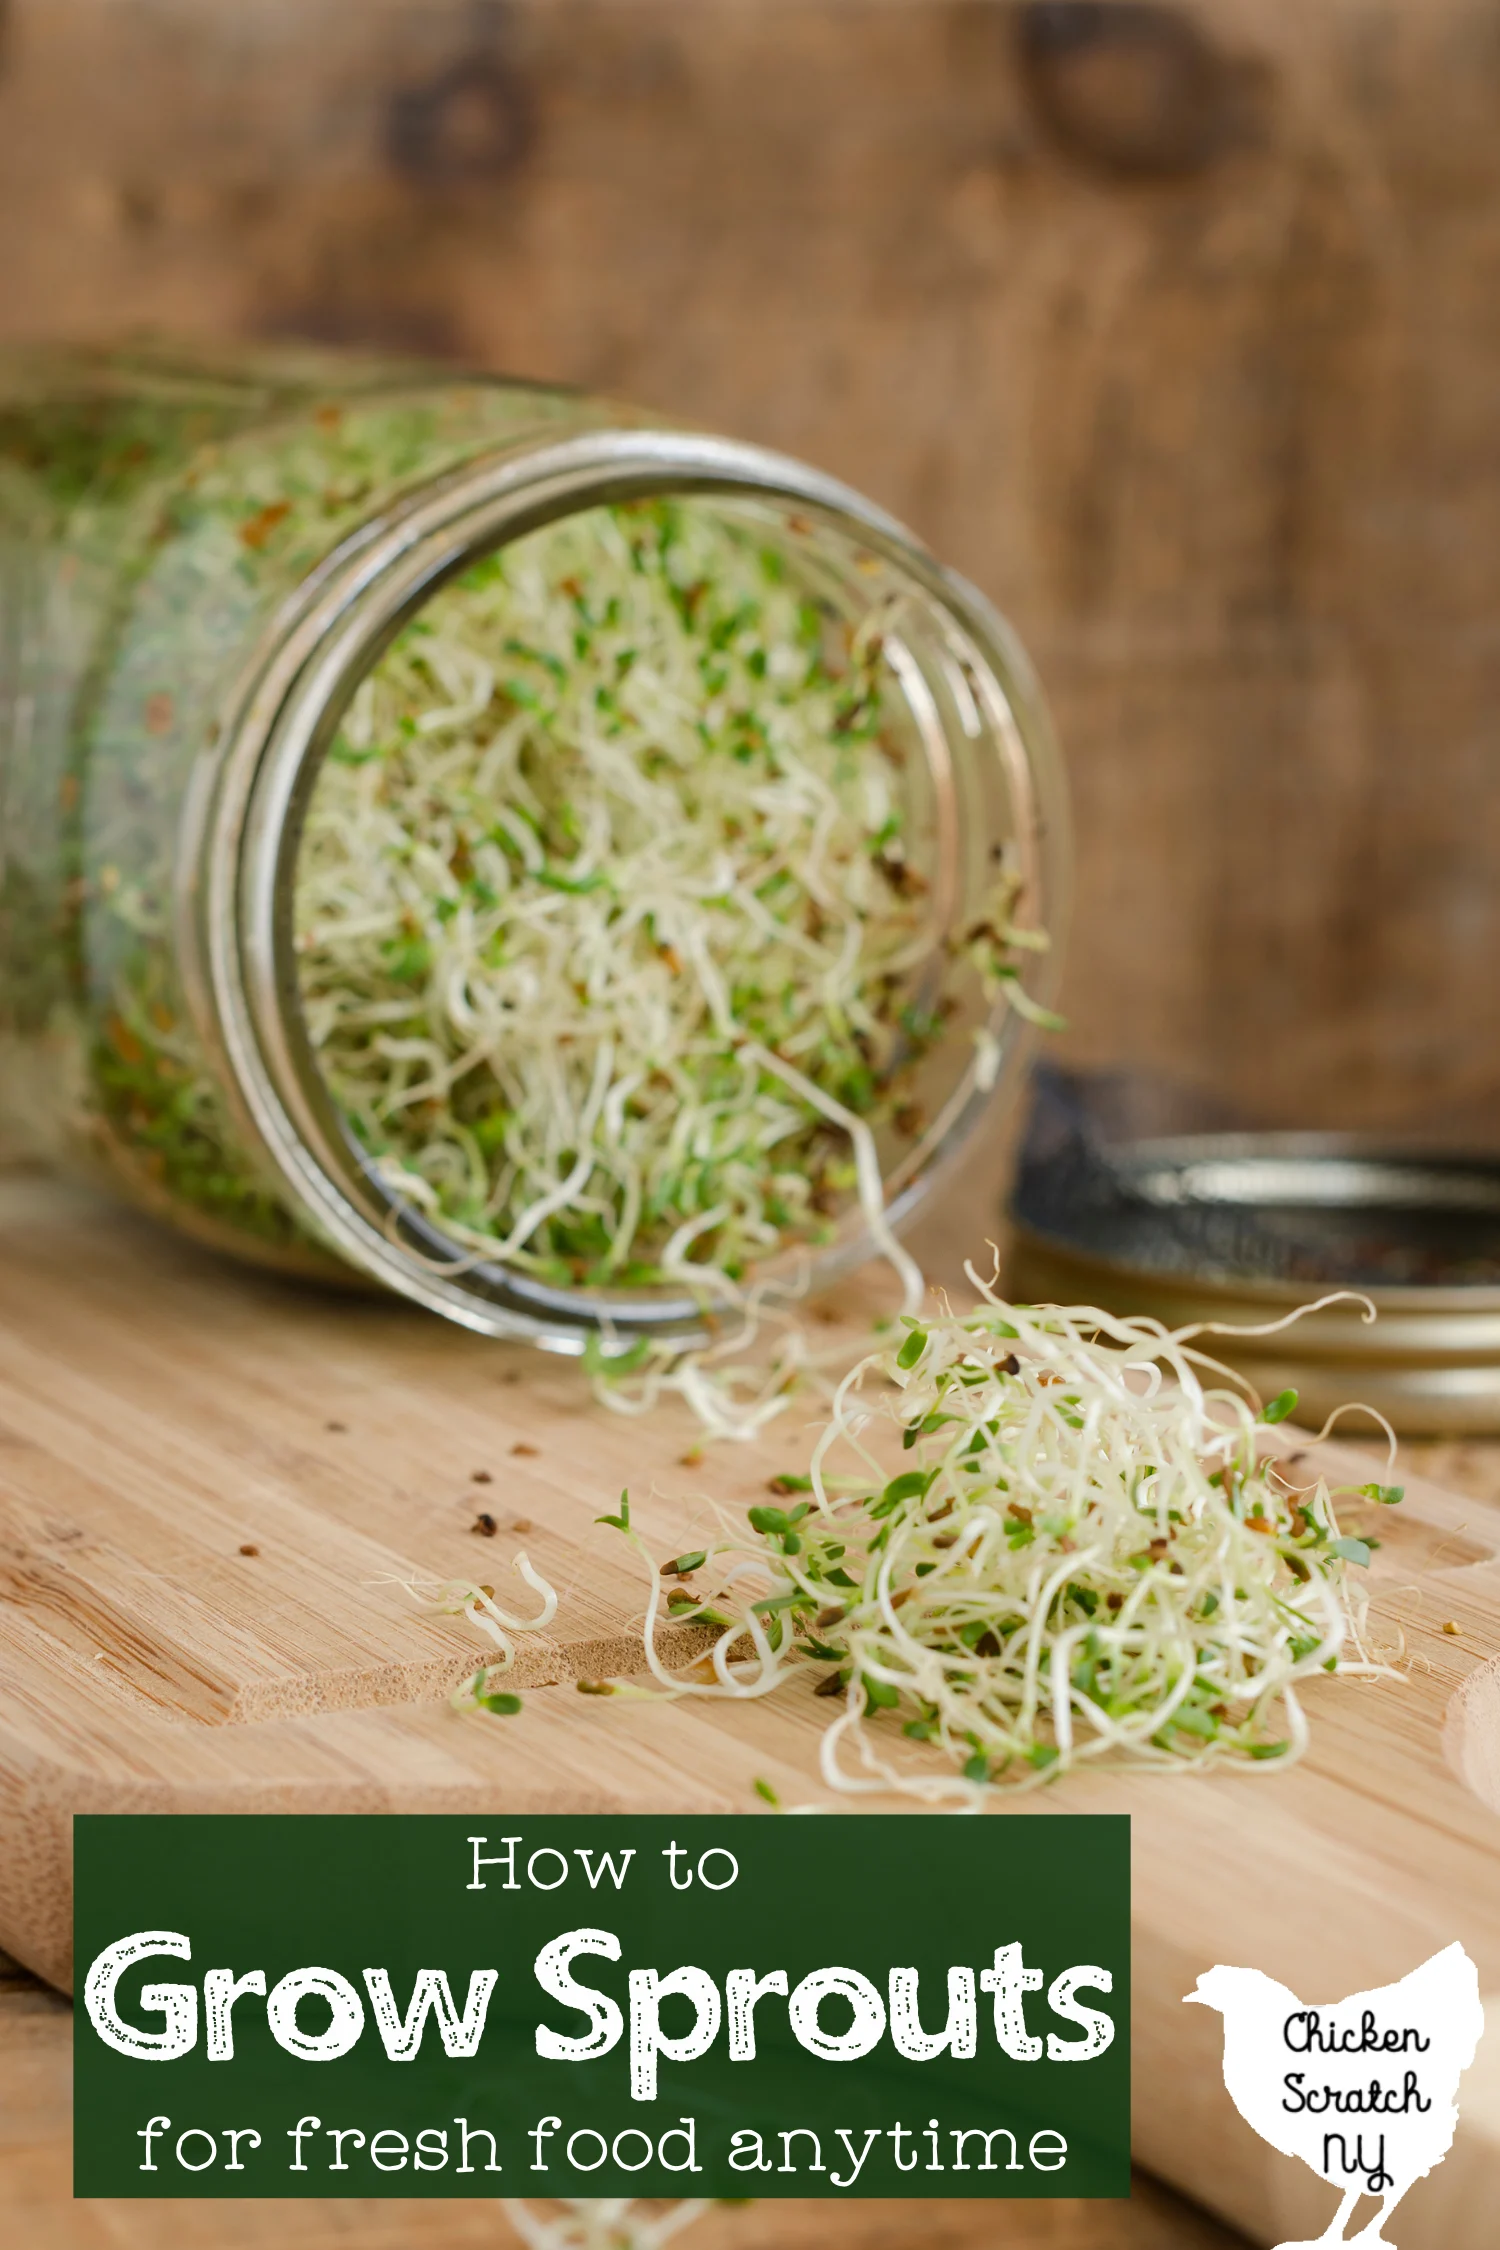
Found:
[875,1469,932,1512]
[1168,1706,1217,1739]
[535,865,611,895]
[1260,1389,1300,1425]
[583,1334,652,1381]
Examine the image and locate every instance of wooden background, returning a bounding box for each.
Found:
[4,0,1499,1138]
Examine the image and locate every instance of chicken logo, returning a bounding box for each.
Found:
[1186,1943,1483,2247]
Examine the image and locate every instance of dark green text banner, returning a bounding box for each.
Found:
[74,1813,1130,2198]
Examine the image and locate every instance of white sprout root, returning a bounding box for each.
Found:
[593,1281,1406,1801]
[293,498,1045,1336]
[502,2201,713,2250]
[393,1556,559,1713]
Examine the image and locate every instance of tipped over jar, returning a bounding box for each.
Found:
[0,343,1069,1350]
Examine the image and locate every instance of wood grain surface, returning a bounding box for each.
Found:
[2,0,1500,1135]
[0,1958,1248,2250]
[3,1173,1500,2248]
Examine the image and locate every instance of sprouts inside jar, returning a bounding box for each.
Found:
[292,496,1050,1316]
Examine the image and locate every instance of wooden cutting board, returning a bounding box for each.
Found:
[3,1172,1500,2249]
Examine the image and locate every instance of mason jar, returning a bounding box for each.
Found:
[0,343,1068,1350]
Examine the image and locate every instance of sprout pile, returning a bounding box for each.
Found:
[294,497,1045,1302]
[600,1284,1402,1800]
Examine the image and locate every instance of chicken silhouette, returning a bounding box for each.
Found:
[1186,1942,1483,2247]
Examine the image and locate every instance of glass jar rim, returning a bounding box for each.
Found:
[191,423,1069,1345]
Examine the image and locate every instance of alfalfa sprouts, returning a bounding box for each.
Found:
[390,1553,559,1717]
[595,1279,1404,1799]
[293,498,1046,1327]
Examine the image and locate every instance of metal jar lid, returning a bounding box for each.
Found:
[1007,1073,1500,1434]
